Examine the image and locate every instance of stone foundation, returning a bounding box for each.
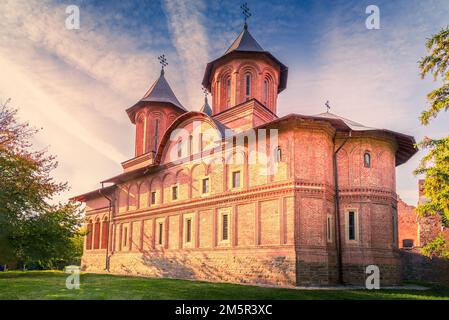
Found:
[341,263,401,286]
[82,248,296,286]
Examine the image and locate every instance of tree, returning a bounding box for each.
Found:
[0,99,83,269]
[415,26,449,259]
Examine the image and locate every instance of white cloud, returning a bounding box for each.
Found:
[0,0,171,201]
[162,0,210,109]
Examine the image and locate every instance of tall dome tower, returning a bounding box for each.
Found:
[126,62,186,158]
[202,21,288,131]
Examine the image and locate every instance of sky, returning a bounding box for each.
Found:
[0,0,448,206]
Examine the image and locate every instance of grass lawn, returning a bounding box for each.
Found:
[0,271,448,300]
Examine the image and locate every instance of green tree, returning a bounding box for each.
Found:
[416,26,449,259]
[0,99,83,269]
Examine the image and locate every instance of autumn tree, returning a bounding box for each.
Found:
[0,99,83,269]
[415,26,449,258]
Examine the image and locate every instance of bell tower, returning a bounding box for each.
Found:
[202,5,288,131]
[123,55,186,171]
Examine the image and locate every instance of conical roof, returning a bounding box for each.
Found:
[127,70,186,123]
[202,25,288,93]
[224,24,264,54]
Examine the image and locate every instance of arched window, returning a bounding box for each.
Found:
[364,152,371,168]
[264,80,268,106]
[226,78,231,107]
[245,73,251,99]
[153,119,160,151]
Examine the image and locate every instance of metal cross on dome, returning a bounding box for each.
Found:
[241,3,251,25]
[325,100,331,112]
[158,54,168,70]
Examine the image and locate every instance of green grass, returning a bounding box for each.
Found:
[0,271,448,300]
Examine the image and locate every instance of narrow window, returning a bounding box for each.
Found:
[151,191,156,205]
[186,219,192,243]
[154,119,159,151]
[327,216,332,242]
[232,171,241,189]
[226,78,231,106]
[158,223,163,245]
[123,226,128,247]
[348,211,356,241]
[177,139,182,158]
[364,152,371,168]
[245,74,251,98]
[222,214,229,241]
[264,79,268,105]
[199,133,203,152]
[392,207,398,246]
[202,177,209,194]
[172,186,178,201]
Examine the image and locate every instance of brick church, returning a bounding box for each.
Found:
[73,20,417,286]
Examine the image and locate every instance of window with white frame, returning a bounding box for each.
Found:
[222,213,229,241]
[231,171,241,189]
[186,218,192,243]
[364,152,371,168]
[201,177,210,194]
[172,185,178,201]
[151,191,157,205]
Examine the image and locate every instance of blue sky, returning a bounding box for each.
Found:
[0,0,448,205]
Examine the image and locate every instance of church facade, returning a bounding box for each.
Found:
[73,22,417,286]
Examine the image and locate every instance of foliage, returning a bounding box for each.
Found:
[421,234,449,260]
[415,26,449,225]
[414,137,449,223]
[0,99,83,268]
[419,26,449,125]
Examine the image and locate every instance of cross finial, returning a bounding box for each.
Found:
[202,86,209,102]
[240,3,251,29]
[325,100,330,113]
[158,54,168,74]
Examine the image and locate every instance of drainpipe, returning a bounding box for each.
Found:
[333,130,351,285]
[99,183,113,272]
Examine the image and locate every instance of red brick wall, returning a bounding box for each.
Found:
[397,197,418,248]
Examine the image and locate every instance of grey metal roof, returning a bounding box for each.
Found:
[224,25,264,54]
[202,25,288,94]
[313,112,377,131]
[140,70,186,111]
[126,70,187,123]
[200,96,212,116]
